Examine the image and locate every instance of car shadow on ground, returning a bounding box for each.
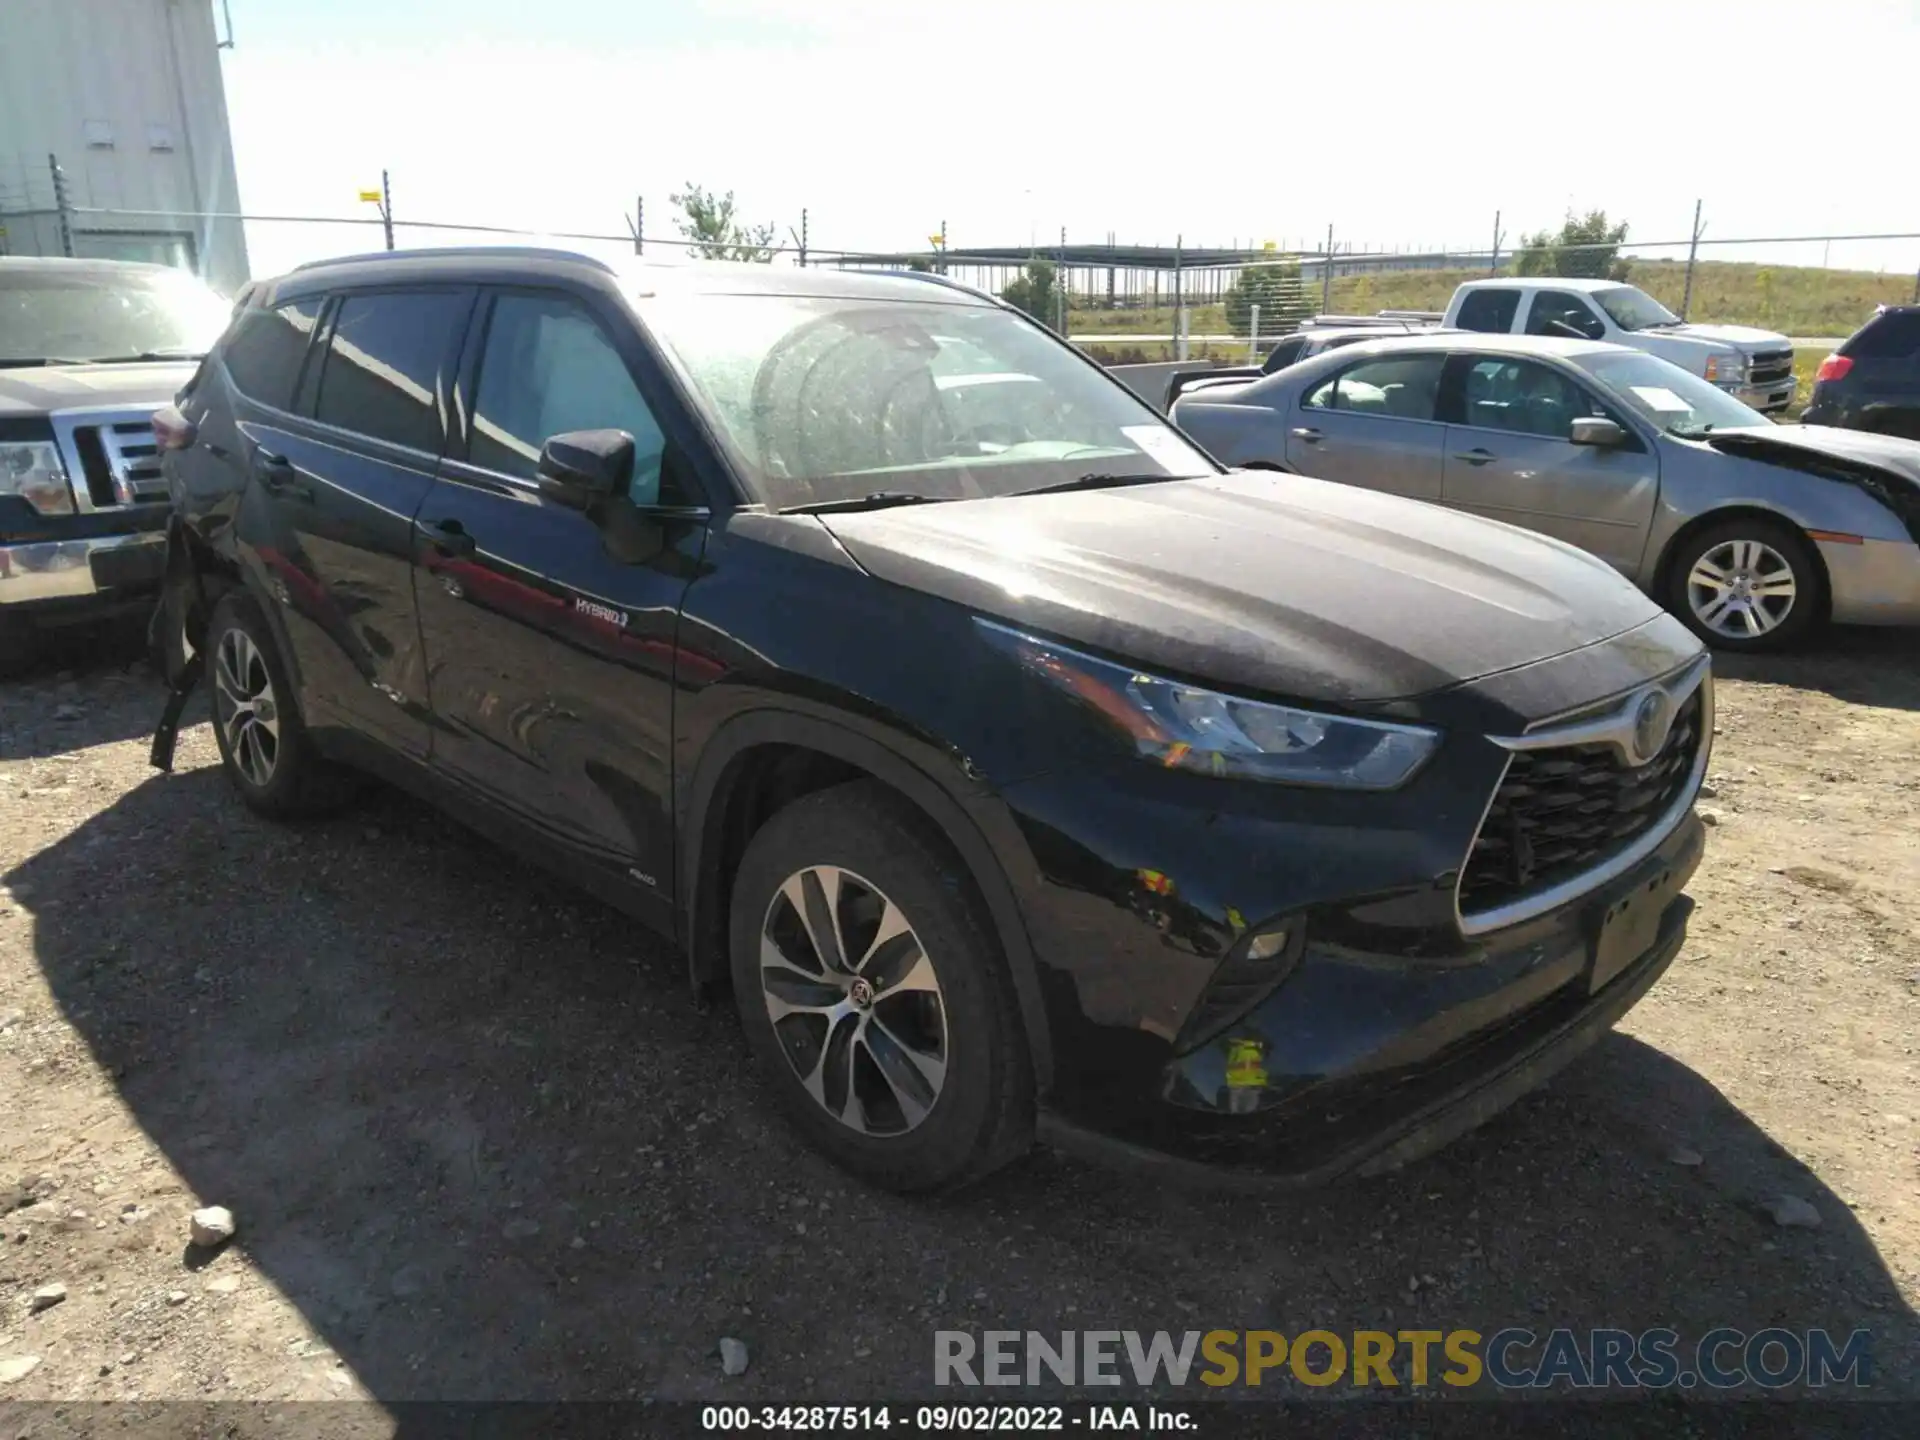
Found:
[8,760,1914,1413]
[1,620,159,762]
[1713,625,1920,713]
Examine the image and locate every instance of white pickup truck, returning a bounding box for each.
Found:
[1431,277,1797,415]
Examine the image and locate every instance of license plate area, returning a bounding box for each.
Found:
[1587,851,1688,993]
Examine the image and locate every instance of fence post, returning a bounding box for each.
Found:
[1680,199,1703,320]
[1320,223,1333,313]
[1489,209,1502,274]
[1173,234,1185,362]
[48,154,74,258]
[634,195,643,255]
[380,169,395,251]
[798,208,808,268]
[1056,226,1067,337]
[1248,303,1261,364]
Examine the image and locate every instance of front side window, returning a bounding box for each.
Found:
[1593,286,1680,333]
[1454,289,1520,333]
[1525,291,1606,341]
[470,292,672,504]
[638,292,1215,510]
[1580,352,1770,438]
[222,298,322,410]
[1301,354,1445,419]
[1460,358,1607,438]
[313,291,468,454]
[0,265,230,367]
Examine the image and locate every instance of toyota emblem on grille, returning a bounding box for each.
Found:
[1629,689,1674,765]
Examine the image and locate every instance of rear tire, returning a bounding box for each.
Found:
[728,780,1034,1192]
[1664,516,1822,654]
[206,590,357,818]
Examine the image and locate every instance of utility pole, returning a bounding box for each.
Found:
[1489,209,1504,273]
[47,154,74,258]
[1680,199,1703,320]
[380,169,394,251]
[1320,223,1334,313]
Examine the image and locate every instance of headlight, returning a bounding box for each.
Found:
[977,620,1440,790]
[0,440,76,516]
[1703,353,1745,384]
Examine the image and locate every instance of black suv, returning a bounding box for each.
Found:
[154,247,1712,1192]
[1803,304,1920,439]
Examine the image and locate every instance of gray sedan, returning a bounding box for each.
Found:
[1171,334,1920,651]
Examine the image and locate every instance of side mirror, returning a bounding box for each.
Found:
[537,429,634,510]
[1570,417,1627,448]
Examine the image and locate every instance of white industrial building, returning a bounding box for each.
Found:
[0,0,249,292]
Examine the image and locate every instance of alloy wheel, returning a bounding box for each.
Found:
[758,865,949,1137]
[1685,538,1798,640]
[213,626,280,789]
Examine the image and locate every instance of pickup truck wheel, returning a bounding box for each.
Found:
[1666,518,1821,653]
[728,780,1033,1192]
[206,591,356,818]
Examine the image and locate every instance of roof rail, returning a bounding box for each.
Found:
[866,268,1004,305]
[291,245,614,274]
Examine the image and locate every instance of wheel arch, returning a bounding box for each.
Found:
[681,708,1054,1094]
[1651,504,1834,623]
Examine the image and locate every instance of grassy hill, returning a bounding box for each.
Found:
[1068,257,1915,342]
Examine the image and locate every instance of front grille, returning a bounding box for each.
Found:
[52,409,168,511]
[1458,690,1703,915]
[1748,348,1794,386]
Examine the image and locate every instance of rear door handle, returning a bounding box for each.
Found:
[250,450,313,501]
[1453,448,1496,466]
[418,518,476,558]
[1289,427,1323,443]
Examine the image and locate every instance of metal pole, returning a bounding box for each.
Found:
[939,218,947,275]
[48,154,74,257]
[634,195,643,255]
[1490,209,1502,273]
[1172,234,1185,362]
[797,208,807,268]
[380,169,395,251]
[1057,225,1067,337]
[1248,303,1261,364]
[1680,199,1702,320]
[1321,223,1334,313]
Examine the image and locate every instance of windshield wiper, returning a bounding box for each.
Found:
[1011,471,1193,498]
[781,491,953,516]
[84,349,207,364]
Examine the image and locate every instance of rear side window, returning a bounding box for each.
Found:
[1261,336,1306,374]
[1844,310,1920,360]
[1526,291,1607,341]
[1454,289,1520,333]
[221,298,322,409]
[1303,354,1446,419]
[314,290,469,453]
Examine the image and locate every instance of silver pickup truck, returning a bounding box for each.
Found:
[1439,278,1797,415]
[1,258,228,673]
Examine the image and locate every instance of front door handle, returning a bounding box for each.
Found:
[1289,427,1323,443]
[1453,448,1496,466]
[418,518,476,558]
[251,450,312,500]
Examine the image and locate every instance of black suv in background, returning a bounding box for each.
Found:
[155,248,1711,1191]
[1803,305,1920,439]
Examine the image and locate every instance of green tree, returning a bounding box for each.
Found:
[1512,210,1632,281]
[1001,258,1061,328]
[1224,259,1312,336]
[669,182,776,263]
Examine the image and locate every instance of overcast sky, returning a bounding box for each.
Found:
[219,0,1920,279]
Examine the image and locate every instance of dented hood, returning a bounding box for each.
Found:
[1706,424,1920,491]
[821,471,1664,705]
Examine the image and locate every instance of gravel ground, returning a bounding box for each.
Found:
[0,624,1915,1412]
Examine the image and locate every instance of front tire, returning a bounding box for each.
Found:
[206,591,355,817]
[1665,517,1822,653]
[728,781,1034,1192]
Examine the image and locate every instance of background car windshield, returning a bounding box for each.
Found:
[641,292,1216,508]
[1582,352,1769,434]
[1594,287,1681,332]
[0,269,232,363]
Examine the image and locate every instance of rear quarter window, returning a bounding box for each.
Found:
[1454,289,1520,333]
[221,298,323,410]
